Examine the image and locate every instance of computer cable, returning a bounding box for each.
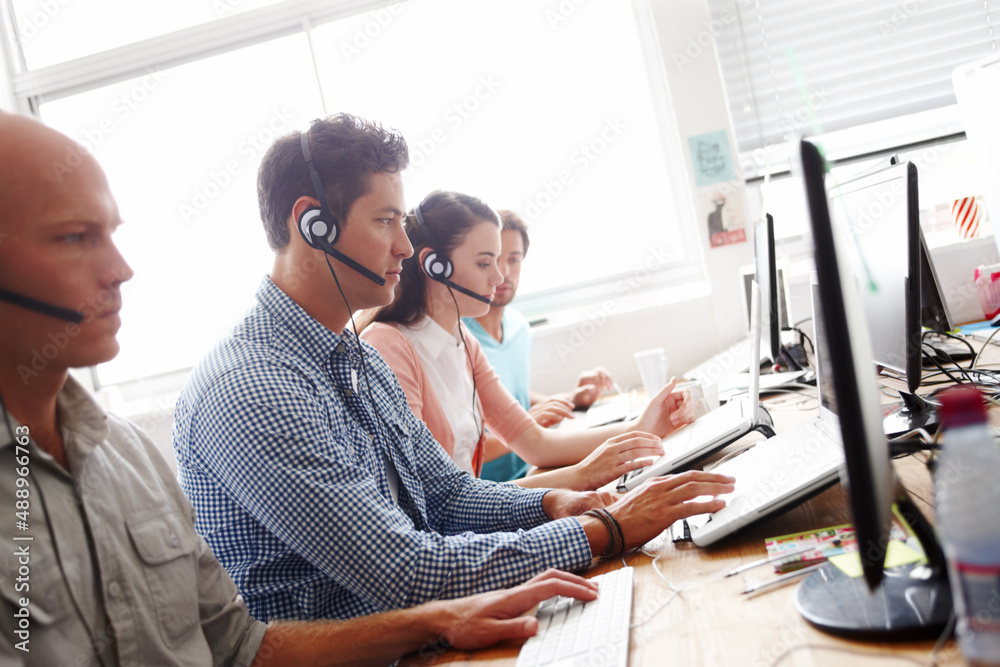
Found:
[626,550,682,630]
[444,285,485,474]
[919,349,973,386]
[971,324,1000,370]
[922,330,976,366]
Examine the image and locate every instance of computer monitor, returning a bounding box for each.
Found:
[792,138,951,640]
[754,213,781,364]
[920,226,957,333]
[827,159,936,435]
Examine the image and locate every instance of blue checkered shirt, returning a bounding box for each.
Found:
[173,277,592,622]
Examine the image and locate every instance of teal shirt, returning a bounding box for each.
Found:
[463,310,533,481]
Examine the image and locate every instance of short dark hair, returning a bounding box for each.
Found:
[257,113,409,252]
[496,209,530,258]
[366,191,500,327]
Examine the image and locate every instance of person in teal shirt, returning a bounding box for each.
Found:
[465,210,615,482]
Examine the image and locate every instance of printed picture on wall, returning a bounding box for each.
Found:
[698,182,748,247]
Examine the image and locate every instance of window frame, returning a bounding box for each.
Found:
[1,0,708,393]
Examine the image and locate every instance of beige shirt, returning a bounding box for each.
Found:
[0,377,266,666]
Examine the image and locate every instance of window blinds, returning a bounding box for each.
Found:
[709,0,998,154]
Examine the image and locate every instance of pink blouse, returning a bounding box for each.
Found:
[362,321,535,467]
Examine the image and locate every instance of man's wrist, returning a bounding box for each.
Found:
[577,514,611,559]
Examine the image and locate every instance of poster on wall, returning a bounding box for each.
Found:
[687,130,748,248]
[697,182,748,247]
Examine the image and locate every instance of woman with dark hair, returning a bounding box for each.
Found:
[360,190,693,490]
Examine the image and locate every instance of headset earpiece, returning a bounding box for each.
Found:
[422,249,452,280]
[298,204,337,249]
[412,200,492,305]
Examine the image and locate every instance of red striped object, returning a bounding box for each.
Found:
[952,196,982,239]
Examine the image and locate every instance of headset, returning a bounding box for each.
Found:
[412,202,491,305]
[0,288,84,323]
[297,129,386,287]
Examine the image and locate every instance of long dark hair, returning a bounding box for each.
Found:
[361,190,500,328]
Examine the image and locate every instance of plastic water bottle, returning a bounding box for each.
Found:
[936,386,1000,666]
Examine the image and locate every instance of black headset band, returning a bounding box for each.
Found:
[300,130,334,219]
[413,202,446,257]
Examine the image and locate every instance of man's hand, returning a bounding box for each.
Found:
[572,368,616,409]
[603,471,735,551]
[542,488,616,519]
[633,378,694,438]
[434,570,599,650]
[529,396,575,427]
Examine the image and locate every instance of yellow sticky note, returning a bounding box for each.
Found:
[884,540,924,569]
[829,552,864,578]
[828,540,924,578]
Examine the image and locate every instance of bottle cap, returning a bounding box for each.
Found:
[938,385,988,428]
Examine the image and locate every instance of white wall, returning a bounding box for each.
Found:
[530,0,754,394]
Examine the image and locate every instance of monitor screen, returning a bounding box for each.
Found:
[827,161,921,393]
[796,139,893,589]
[754,213,781,363]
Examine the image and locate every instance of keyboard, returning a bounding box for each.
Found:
[618,398,747,490]
[516,567,633,667]
[682,420,843,543]
[583,394,632,428]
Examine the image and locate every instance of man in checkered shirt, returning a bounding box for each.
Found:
[172,113,735,623]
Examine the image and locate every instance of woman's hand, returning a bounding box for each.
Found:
[529,396,576,427]
[633,378,694,438]
[564,431,664,490]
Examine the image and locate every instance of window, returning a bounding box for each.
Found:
[4,0,699,388]
[710,0,999,177]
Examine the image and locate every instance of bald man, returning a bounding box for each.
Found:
[0,112,601,666]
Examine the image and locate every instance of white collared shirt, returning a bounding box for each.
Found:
[401,316,481,473]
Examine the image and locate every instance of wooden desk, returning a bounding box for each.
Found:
[402,383,965,666]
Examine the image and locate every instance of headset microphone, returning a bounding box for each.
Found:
[413,203,491,305]
[0,288,84,323]
[297,130,386,287]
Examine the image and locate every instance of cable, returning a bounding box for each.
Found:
[628,550,681,629]
[322,255,401,491]
[972,325,1000,370]
[922,330,976,365]
[445,286,485,472]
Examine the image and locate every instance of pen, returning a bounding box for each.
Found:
[741,562,826,596]
[725,544,822,578]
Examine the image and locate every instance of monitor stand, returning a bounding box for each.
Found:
[883,391,939,437]
[795,489,952,640]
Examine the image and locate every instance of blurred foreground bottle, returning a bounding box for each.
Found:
[936,386,1000,666]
